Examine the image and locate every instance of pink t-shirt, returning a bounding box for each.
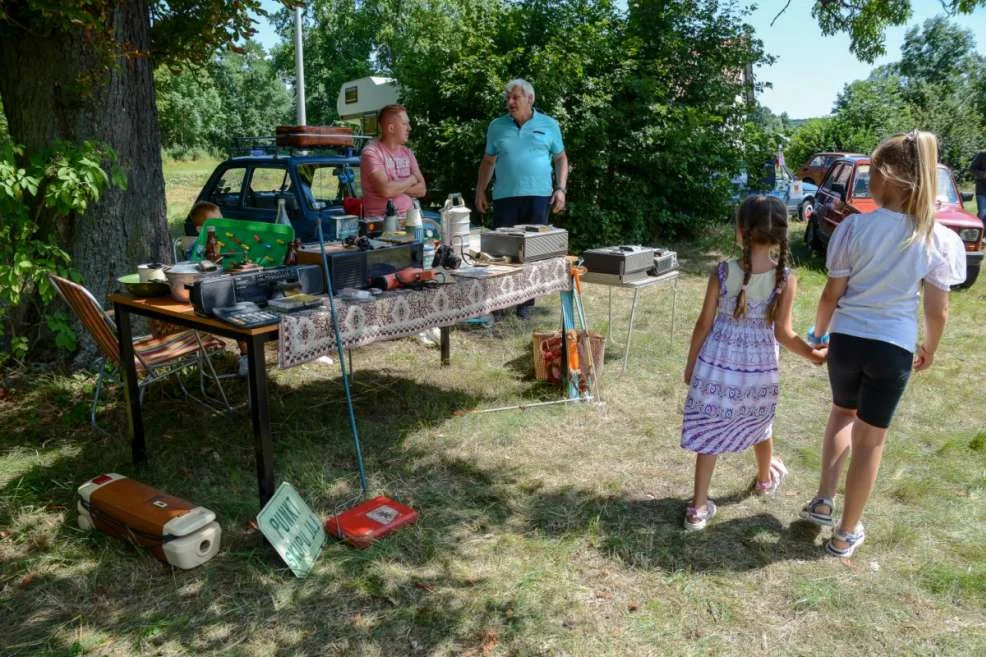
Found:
[359,140,423,217]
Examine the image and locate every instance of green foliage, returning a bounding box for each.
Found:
[0,141,124,363]
[785,16,986,177]
[155,41,293,157]
[287,0,772,249]
[809,0,986,63]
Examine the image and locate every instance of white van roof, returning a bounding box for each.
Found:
[336,77,400,119]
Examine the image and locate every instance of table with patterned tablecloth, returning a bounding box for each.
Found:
[278,256,572,369]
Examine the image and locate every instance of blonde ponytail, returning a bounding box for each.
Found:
[871,129,939,245]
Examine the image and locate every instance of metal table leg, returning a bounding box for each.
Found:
[246,334,274,506]
[114,302,146,466]
[607,287,613,340]
[440,326,450,366]
[622,287,641,372]
[670,277,679,344]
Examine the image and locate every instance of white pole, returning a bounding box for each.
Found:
[294,6,306,125]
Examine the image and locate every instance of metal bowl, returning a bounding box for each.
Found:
[118,274,171,298]
[164,261,221,303]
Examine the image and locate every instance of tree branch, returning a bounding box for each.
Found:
[770,0,793,27]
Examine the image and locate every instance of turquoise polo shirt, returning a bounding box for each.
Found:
[484,110,564,200]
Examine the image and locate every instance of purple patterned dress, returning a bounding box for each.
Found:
[681,260,782,454]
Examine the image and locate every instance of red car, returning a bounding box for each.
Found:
[805,156,984,288]
[795,152,859,186]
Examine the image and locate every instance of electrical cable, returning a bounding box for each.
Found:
[316,217,369,496]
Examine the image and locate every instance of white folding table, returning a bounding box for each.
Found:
[582,270,680,371]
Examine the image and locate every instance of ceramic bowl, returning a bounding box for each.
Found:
[118,273,171,298]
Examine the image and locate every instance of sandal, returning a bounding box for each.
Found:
[825,524,865,558]
[799,496,834,526]
[753,458,788,496]
[683,500,718,531]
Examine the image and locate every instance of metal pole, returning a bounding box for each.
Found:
[294,7,306,125]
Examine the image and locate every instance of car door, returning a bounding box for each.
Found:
[239,165,290,224]
[202,165,247,218]
[815,162,853,242]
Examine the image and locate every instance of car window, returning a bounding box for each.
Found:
[821,163,846,191]
[936,167,959,204]
[245,166,288,210]
[831,163,852,189]
[809,156,824,167]
[208,167,246,207]
[291,164,362,209]
[852,165,871,198]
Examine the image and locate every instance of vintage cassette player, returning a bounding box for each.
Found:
[582,245,655,276]
[188,264,324,317]
[297,240,424,293]
[650,248,679,276]
[479,224,569,263]
[77,473,221,569]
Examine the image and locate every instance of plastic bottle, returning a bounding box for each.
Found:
[406,199,424,242]
[383,199,398,233]
[283,238,300,266]
[275,197,291,227]
[204,226,220,263]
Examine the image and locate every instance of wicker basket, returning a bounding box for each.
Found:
[533,330,605,383]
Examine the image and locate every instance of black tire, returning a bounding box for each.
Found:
[952,265,980,290]
[799,198,814,223]
[804,217,822,254]
[803,178,815,186]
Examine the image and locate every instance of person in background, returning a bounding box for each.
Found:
[970,149,986,227]
[475,78,568,319]
[184,200,221,239]
[360,104,426,218]
[801,130,966,558]
[680,195,826,531]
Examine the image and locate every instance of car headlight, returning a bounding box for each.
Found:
[959,228,981,242]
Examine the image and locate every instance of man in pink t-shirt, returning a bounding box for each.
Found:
[360,104,426,217]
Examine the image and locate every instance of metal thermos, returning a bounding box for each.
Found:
[383,200,398,233]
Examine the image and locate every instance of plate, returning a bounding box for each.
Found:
[118,273,171,298]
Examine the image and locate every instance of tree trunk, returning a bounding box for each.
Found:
[0,1,169,361]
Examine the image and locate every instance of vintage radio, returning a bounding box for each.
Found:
[297,240,424,293]
[77,473,221,569]
[326,214,360,241]
[188,264,324,316]
[479,225,568,263]
[650,248,679,276]
[582,245,655,276]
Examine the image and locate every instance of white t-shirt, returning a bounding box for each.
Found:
[827,208,966,353]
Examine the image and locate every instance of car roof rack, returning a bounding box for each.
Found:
[229,134,372,159]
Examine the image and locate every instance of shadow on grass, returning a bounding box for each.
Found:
[526,486,825,573]
[0,367,556,656]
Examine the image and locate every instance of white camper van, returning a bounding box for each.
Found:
[336,77,400,136]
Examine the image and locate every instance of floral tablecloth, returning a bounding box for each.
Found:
[278,256,571,368]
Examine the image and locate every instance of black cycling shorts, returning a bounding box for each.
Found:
[827,333,913,429]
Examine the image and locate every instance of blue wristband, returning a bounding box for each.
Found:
[806,325,829,347]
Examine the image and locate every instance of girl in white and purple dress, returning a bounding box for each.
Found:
[681,195,828,530]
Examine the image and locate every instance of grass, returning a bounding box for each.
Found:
[1,170,985,654]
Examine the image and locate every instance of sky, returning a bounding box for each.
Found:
[748,0,986,119]
[252,0,986,120]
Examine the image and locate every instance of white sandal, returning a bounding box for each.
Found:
[825,524,865,558]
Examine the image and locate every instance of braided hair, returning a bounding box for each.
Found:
[733,195,790,322]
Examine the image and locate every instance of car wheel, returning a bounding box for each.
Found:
[804,217,821,253]
[952,265,980,290]
[799,198,814,223]
[803,178,815,186]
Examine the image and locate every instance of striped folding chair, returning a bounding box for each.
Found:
[48,274,234,430]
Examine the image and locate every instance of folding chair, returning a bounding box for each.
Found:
[48,274,234,430]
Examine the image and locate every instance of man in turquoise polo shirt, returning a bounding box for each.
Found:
[475,79,568,318]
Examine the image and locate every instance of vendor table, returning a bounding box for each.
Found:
[110,257,571,508]
[581,270,680,372]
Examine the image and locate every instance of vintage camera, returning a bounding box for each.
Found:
[431,243,461,269]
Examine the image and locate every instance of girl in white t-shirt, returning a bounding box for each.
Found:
[801,130,966,557]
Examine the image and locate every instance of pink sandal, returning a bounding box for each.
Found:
[753,458,788,496]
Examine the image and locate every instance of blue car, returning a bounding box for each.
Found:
[731,165,818,221]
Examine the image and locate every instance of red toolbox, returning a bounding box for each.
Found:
[77,473,221,569]
[325,496,418,548]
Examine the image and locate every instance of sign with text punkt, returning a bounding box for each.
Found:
[257,482,325,578]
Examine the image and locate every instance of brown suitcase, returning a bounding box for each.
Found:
[275,125,354,148]
[77,473,221,569]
